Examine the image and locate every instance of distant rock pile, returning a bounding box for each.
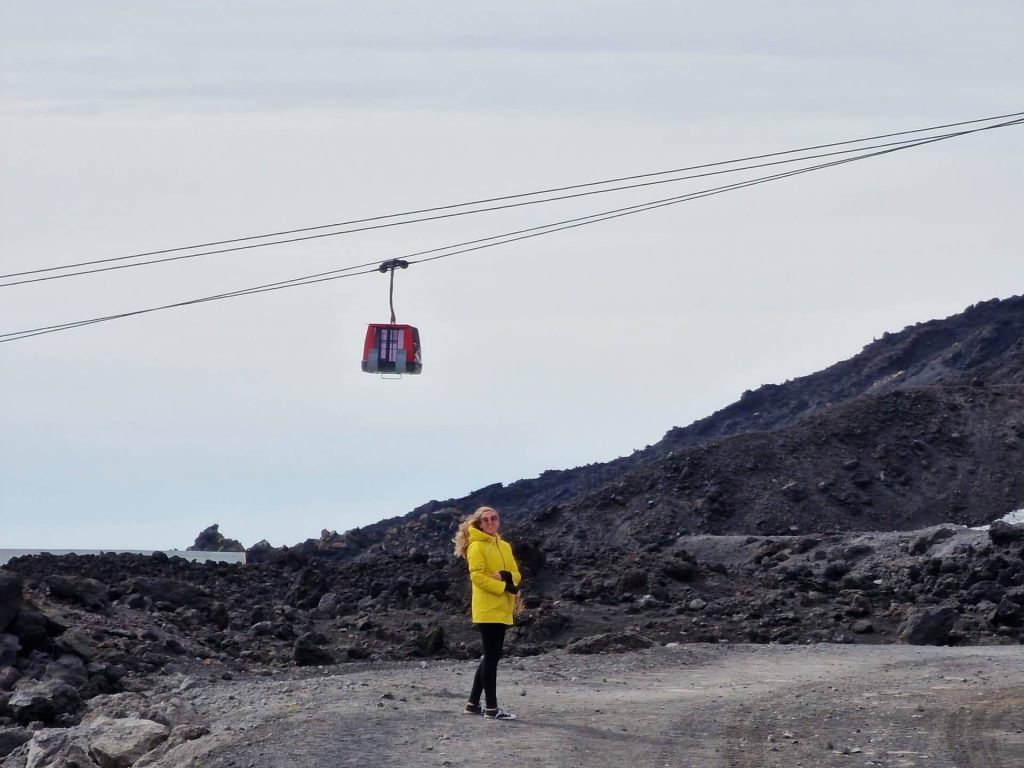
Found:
[186,525,244,553]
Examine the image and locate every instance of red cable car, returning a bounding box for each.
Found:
[361,259,423,376]
[361,323,422,374]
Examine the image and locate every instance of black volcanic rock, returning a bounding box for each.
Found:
[44,574,110,612]
[521,385,1024,544]
[126,577,210,609]
[0,572,22,632]
[0,728,31,759]
[293,633,333,666]
[898,606,958,645]
[988,521,1024,545]
[8,679,82,724]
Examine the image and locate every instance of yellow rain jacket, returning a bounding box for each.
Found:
[466,526,521,625]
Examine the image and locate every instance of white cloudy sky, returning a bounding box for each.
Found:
[2,1,1022,549]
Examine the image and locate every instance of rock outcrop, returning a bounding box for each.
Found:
[187,525,244,553]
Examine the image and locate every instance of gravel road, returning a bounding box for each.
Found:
[148,643,1024,768]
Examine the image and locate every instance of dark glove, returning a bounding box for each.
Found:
[499,570,519,594]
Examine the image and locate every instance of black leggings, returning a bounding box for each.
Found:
[469,623,507,709]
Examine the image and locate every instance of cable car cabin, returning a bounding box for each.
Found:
[361,323,422,375]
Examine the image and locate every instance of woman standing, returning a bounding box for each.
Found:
[453,506,521,720]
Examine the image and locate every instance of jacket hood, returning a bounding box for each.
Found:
[468,526,497,543]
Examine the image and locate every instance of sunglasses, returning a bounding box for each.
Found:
[479,516,499,523]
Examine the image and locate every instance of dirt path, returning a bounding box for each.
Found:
[149,644,1024,768]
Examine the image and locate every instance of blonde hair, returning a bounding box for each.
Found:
[453,506,499,559]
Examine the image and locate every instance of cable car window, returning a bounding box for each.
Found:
[380,327,402,362]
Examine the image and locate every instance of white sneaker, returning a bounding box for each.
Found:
[484,707,517,720]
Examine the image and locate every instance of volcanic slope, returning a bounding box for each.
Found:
[276,294,1024,562]
[521,384,1024,545]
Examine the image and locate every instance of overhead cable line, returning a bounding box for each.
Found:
[0,124,1015,289]
[4,121,1010,345]
[0,131,982,288]
[3,109,1022,286]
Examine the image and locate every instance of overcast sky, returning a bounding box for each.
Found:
[2,1,1022,549]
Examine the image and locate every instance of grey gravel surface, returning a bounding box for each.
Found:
[141,643,1024,768]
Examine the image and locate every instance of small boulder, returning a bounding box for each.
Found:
[850,620,874,634]
[8,679,82,724]
[617,569,648,595]
[0,726,31,759]
[0,572,23,633]
[988,521,1024,546]
[23,729,97,768]
[908,526,957,555]
[315,592,343,618]
[45,654,89,688]
[991,597,1023,627]
[55,629,95,661]
[293,633,334,667]
[133,724,210,768]
[82,692,148,722]
[87,717,170,768]
[44,575,110,612]
[126,578,208,609]
[898,606,957,645]
[0,665,22,691]
[0,634,20,668]
[964,581,1004,606]
[207,602,231,631]
[412,625,445,656]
